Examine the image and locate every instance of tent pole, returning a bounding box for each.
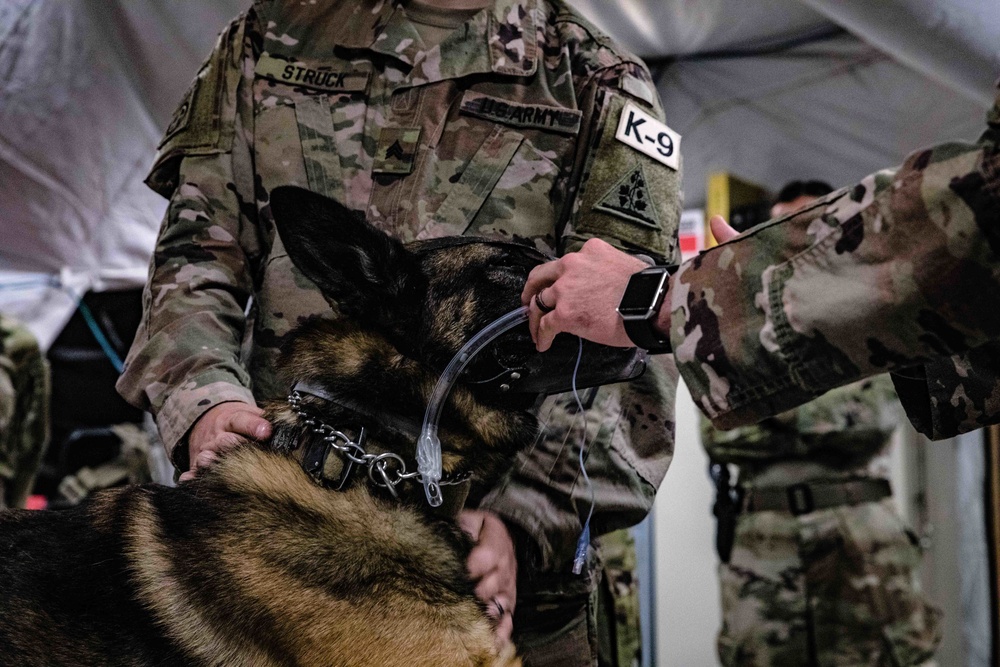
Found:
[986,426,1000,665]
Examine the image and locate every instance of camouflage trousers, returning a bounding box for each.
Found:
[0,315,50,509]
[596,529,641,667]
[513,565,600,667]
[513,530,641,667]
[718,497,941,667]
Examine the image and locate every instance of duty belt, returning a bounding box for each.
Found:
[741,478,892,516]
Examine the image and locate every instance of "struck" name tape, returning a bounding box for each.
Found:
[255,54,370,93]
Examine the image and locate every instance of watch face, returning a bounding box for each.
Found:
[618,271,667,317]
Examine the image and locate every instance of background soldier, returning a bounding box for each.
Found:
[0,313,50,509]
[699,178,940,667]
[595,528,641,667]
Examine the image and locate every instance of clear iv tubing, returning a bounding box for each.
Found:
[417,306,530,507]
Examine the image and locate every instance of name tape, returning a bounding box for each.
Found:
[255,54,370,93]
[615,102,680,171]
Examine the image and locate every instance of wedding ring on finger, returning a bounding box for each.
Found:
[492,596,506,617]
[534,289,555,314]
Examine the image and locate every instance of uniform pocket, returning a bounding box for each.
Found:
[422,126,565,251]
[417,90,575,249]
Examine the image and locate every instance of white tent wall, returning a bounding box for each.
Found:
[656,38,988,208]
[0,0,244,347]
[801,0,1000,108]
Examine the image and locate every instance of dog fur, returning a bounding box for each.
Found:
[0,186,562,666]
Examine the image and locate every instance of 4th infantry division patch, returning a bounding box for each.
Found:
[595,164,662,229]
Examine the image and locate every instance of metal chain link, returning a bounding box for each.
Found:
[287,390,471,496]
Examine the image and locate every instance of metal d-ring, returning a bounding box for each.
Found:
[369,452,408,498]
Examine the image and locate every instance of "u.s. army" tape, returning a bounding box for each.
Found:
[459,92,582,135]
[615,102,681,171]
[255,54,370,93]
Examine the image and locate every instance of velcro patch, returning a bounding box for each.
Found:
[255,53,370,93]
[459,91,582,135]
[162,79,197,144]
[620,75,655,106]
[615,102,680,171]
[372,127,422,175]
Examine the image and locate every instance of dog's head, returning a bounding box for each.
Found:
[266,186,643,492]
[268,186,545,406]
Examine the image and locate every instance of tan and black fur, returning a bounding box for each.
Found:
[0,186,569,666]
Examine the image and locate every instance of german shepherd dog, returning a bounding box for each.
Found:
[0,187,636,666]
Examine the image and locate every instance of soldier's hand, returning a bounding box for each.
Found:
[180,402,272,481]
[459,509,517,645]
[522,238,647,352]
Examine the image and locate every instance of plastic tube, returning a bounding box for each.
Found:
[417,306,529,507]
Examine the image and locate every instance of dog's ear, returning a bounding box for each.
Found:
[269,186,424,326]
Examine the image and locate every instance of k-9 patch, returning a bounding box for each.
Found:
[615,102,680,171]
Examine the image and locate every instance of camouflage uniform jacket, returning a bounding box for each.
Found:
[0,314,50,509]
[117,0,681,578]
[671,85,1000,440]
[701,374,899,486]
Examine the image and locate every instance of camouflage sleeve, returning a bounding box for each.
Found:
[479,63,680,572]
[116,13,262,469]
[891,342,1000,439]
[670,87,1000,435]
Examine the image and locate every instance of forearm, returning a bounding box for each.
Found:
[669,105,1000,430]
[117,155,258,462]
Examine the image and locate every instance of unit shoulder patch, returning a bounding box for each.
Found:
[569,92,681,259]
[595,163,662,229]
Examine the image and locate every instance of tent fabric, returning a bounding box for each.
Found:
[572,0,833,59]
[0,0,997,346]
[801,0,1000,107]
[0,0,243,347]
[657,34,988,207]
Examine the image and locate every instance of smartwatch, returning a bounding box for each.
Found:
[616,265,677,353]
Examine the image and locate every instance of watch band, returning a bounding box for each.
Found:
[623,316,672,354]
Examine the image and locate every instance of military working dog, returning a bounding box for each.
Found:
[0,186,635,666]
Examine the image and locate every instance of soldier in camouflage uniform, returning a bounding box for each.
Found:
[117,1,680,663]
[523,82,1000,442]
[703,373,941,666]
[0,314,50,510]
[698,185,941,666]
[671,83,1000,439]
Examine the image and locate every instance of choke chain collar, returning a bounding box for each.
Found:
[287,387,471,498]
